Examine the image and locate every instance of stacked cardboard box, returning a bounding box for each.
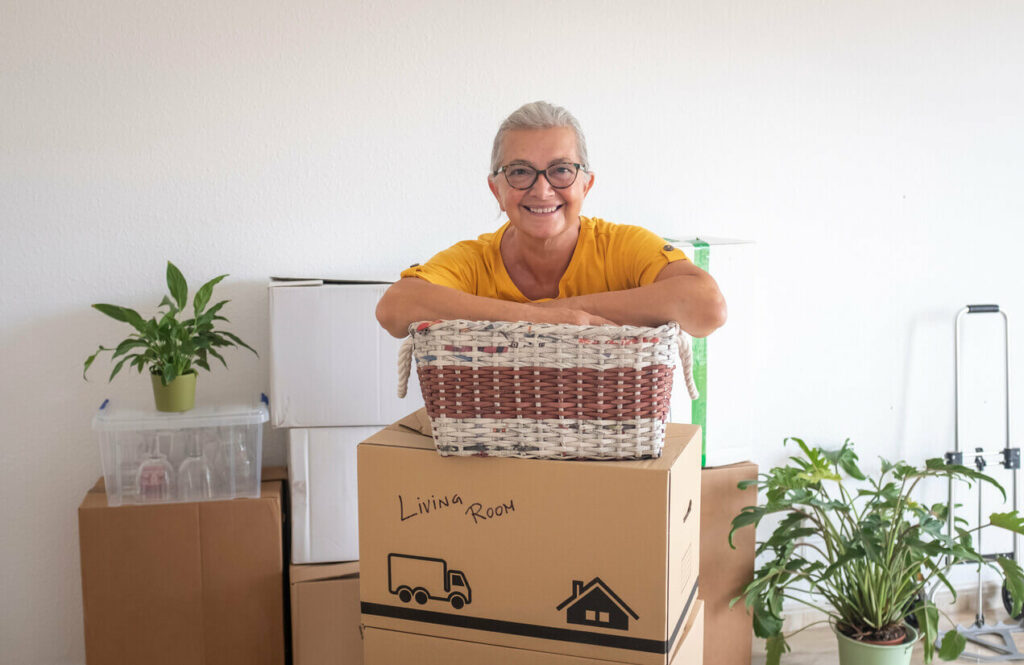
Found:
[357,410,705,664]
[270,278,424,664]
[289,561,363,664]
[78,470,288,665]
[700,462,758,665]
[269,278,424,566]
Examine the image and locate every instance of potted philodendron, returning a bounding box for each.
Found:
[84,261,257,412]
[730,437,1024,665]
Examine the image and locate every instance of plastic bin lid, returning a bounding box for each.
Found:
[92,394,270,431]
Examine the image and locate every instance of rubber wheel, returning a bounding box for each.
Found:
[450,595,465,610]
[1002,579,1024,620]
[398,588,412,603]
[414,590,429,605]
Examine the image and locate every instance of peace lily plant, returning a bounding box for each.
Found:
[84,261,256,411]
[730,437,1024,664]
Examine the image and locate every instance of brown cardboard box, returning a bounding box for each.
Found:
[364,600,704,665]
[358,410,702,665]
[290,561,363,665]
[78,474,286,665]
[699,462,758,665]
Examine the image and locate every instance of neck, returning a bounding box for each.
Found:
[501,218,581,287]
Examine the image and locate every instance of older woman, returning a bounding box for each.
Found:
[376,101,726,338]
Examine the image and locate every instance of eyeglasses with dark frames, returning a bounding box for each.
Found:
[493,162,585,190]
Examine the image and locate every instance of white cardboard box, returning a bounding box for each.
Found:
[663,238,756,467]
[268,279,423,428]
[288,426,380,564]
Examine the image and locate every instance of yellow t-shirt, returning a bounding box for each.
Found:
[399,216,689,302]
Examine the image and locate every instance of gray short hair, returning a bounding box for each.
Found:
[489,101,590,176]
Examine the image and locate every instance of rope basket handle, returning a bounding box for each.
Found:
[677,330,699,400]
[397,322,700,401]
[397,335,414,398]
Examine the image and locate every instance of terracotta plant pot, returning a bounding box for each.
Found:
[834,623,918,665]
[151,371,197,412]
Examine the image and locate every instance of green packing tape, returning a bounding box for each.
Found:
[690,239,709,467]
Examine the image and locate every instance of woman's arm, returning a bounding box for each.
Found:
[532,260,727,337]
[375,277,615,338]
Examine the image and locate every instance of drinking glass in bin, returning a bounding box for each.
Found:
[136,433,175,502]
[214,429,255,496]
[178,432,213,501]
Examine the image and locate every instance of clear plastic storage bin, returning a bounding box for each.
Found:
[91,395,270,506]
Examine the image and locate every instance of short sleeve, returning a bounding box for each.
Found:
[615,225,690,287]
[398,241,483,293]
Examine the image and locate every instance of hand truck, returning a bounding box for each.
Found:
[937,304,1022,661]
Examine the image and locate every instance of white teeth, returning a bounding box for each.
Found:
[527,206,559,213]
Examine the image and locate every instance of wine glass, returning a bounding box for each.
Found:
[136,432,175,502]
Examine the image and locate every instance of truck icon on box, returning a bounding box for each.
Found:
[387,553,472,609]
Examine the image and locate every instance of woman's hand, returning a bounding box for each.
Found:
[525,299,618,326]
[525,301,617,327]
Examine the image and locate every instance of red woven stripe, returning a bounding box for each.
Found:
[417,364,674,420]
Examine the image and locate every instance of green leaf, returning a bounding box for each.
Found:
[219,330,258,356]
[108,355,130,382]
[913,602,938,662]
[92,304,148,333]
[161,362,177,384]
[166,261,188,310]
[752,603,784,638]
[208,346,227,368]
[193,274,227,315]
[112,338,148,358]
[730,506,766,547]
[765,634,789,665]
[158,304,179,327]
[990,511,1024,535]
[83,347,106,380]
[938,628,966,660]
[92,303,130,322]
[925,458,1006,501]
[997,557,1024,616]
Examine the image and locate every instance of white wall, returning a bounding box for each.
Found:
[2,1,1023,662]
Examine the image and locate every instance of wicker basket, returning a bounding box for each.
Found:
[397,320,698,460]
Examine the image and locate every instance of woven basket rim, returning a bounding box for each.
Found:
[408,319,681,336]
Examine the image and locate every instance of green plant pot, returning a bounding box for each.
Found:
[834,624,918,665]
[151,372,197,412]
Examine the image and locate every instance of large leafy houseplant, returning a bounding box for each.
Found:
[730,437,1024,664]
[83,261,257,409]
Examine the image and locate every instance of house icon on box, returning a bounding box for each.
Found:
[556,577,638,631]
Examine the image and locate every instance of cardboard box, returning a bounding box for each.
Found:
[268,278,423,428]
[663,238,756,467]
[289,426,379,563]
[358,410,701,665]
[78,475,286,665]
[363,600,704,665]
[290,561,363,665]
[699,462,758,665]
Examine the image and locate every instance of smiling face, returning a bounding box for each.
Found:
[488,127,595,244]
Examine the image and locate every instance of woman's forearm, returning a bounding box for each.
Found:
[376,278,614,338]
[562,272,727,337]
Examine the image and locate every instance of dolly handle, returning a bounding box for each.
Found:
[967,304,1000,313]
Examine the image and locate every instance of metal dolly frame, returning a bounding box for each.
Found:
[937,304,1022,661]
